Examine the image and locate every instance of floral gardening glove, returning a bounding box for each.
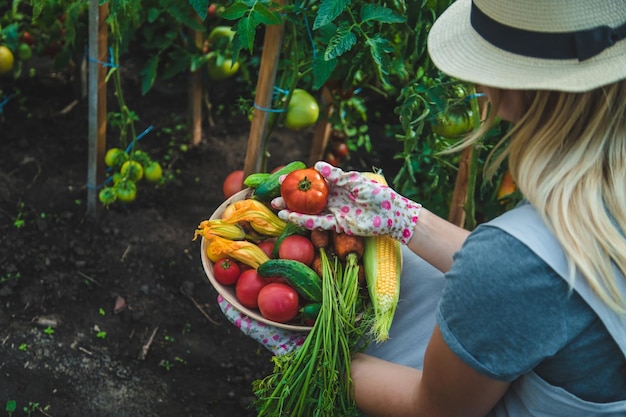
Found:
[217,295,306,356]
[272,161,422,245]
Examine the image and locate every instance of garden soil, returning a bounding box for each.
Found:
[0,61,400,417]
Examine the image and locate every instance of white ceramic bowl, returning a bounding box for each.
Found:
[200,189,312,331]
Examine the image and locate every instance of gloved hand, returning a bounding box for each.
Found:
[272,161,422,244]
[217,295,307,356]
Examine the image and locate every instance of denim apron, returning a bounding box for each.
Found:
[487,204,626,416]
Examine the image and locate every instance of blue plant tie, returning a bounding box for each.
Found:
[124,125,154,154]
[0,94,13,115]
[87,46,119,68]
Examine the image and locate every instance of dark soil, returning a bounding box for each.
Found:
[0,60,400,417]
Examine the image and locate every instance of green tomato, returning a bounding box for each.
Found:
[98,187,117,206]
[431,105,474,138]
[284,89,320,130]
[144,162,163,182]
[105,148,129,168]
[111,172,123,185]
[207,54,240,80]
[120,160,144,182]
[208,26,235,42]
[115,180,137,203]
[132,150,151,166]
[17,44,32,61]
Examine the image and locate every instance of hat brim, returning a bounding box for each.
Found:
[427,0,626,92]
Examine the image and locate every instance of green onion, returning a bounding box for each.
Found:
[253,249,372,416]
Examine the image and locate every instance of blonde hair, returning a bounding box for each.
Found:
[466,81,626,313]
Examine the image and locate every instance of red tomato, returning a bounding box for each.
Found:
[257,283,300,323]
[223,170,244,199]
[278,235,315,266]
[257,241,275,258]
[280,168,329,215]
[332,142,349,159]
[213,257,241,285]
[235,269,267,309]
[324,152,340,167]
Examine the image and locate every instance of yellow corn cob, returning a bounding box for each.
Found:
[362,171,403,343]
[220,199,287,236]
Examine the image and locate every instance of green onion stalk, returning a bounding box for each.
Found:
[253,249,372,416]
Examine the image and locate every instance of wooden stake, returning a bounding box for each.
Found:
[189,13,204,146]
[86,1,108,218]
[243,1,286,179]
[308,86,334,166]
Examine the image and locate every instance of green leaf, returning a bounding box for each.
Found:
[161,49,191,80]
[190,53,210,72]
[360,4,406,24]
[147,7,160,23]
[235,15,258,53]
[230,35,243,67]
[324,23,356,61]
[366,34,394,85]
[140,55,159,95]
[313,0,351,30]
[221,2,250,20]
[188,0,209,20]
[312,56,338,90]
[252,3,282,25]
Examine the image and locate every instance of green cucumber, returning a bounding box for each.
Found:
[244,172,271,188]
[300,302,322,322]
[253,161,306,202]
[257,259,322,302]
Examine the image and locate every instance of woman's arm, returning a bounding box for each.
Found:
[406,208,471,272]
[351,326,510,417]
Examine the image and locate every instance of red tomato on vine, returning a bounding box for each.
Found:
[280,168,329,215]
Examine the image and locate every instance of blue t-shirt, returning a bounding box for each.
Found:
[437,225,626,403]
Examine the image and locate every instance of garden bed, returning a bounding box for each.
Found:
[0,64,399,416]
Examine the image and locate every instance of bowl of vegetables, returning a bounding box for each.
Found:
[199,188,315,332]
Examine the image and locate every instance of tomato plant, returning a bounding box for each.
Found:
[280,168,329,215]
[284,89,319,131]
[223,170,244,199]
[235,269,267,309]
[213,257,241,286]
[278,235,315,266]
[257,283,300,323]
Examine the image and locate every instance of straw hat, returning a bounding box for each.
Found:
[427,0,626,92]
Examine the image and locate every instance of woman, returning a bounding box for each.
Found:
[220,0,626,415]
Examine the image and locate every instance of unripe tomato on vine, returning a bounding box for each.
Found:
[115,180,137,204]
[284,89,319,130]
[431,105,474,138]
